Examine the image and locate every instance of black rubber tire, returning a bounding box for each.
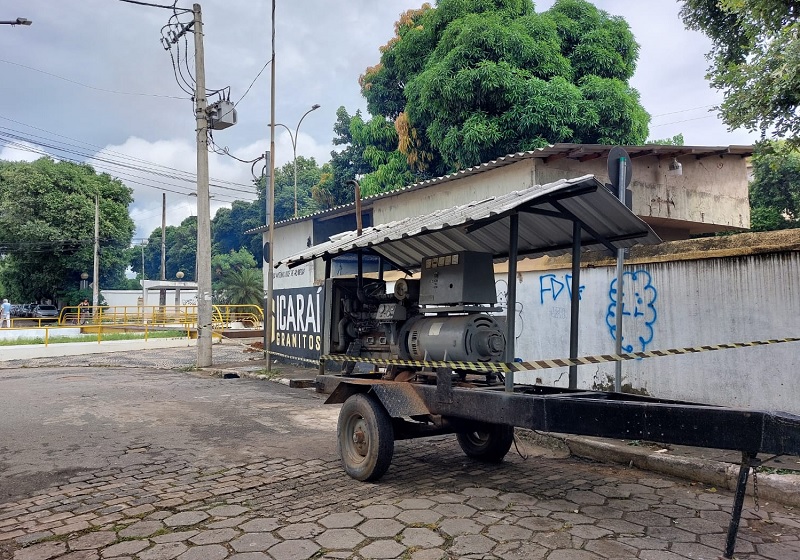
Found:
[337,393,395,481]
[456,423,514,462]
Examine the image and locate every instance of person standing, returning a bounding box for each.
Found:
[1,299,11,328]
[77,298,89,325]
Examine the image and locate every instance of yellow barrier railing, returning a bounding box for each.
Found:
[58,304,264,330]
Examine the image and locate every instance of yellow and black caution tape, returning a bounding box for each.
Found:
[265,349,320,366]
[319,337,800,374]
[217,333,321,366]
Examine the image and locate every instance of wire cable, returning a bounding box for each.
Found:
[0,59,187,100]
[117,0,191,12]
[0,115,255,188]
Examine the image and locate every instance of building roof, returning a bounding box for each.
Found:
[247,143,752,234]
[278,175,661,271]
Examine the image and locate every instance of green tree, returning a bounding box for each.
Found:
[219,267,264,306]
[680,0,800,141]
[358,0,648,183]
[133,216,198,282]
[748,141,800,231]
[646,133,685,146]
[211,248,256,284]
[212,200,263,264]
[0,158,134,302]
[270,156,324,222]
[312,107,373,209]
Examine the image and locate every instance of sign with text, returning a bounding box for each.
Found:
[271,285,324,363]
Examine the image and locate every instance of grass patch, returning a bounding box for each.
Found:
[0,330,187,346]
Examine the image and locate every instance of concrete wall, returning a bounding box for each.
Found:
[102,290,198,307]
[268,221,315,290]
[372,160,537,225]
[500,251,799,414]
[535,154,750,238]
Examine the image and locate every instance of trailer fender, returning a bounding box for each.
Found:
[325,380,431,418]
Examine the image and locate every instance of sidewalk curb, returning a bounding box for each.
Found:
[535,432,800,508]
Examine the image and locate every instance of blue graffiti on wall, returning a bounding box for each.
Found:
[605,270,658,352]
[539,274,585,305]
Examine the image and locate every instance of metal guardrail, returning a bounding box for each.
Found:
[57,304,263,330]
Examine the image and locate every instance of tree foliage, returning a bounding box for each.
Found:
[313,107,372,210]
[355,0,648,183]
[134,216,198,282]
[218,267,264,306]
[749,141,800,231]
[680,0,800,141]
[0,158,134,302]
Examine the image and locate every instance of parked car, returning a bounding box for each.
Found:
[31,304,59,322]
[20,303,34,318]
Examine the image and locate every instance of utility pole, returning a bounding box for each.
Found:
[263,152,275,360]
[160,193,167,307]
[266,0,277,371]
[92,194,100,310]
[192,3,213,367]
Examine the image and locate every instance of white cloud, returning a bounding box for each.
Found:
[0,141,45,163]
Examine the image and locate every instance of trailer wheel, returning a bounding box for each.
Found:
[337,393,394,481]
[457,424,514,462]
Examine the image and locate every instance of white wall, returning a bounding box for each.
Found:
[101,290,198,307]
[500,252,800,414]
[266,221,315,290]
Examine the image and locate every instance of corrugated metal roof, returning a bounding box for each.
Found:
[247,142,752,234]
[278,175,661,271]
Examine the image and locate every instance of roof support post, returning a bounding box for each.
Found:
[505,212,519,392]
[569,219,582,389]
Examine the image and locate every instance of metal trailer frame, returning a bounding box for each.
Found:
[278,176,800,558]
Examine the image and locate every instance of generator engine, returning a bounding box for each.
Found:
[323,251,506,366]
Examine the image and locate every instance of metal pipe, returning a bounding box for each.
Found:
[346,179,363,236]
[614,156,627,392]
[505,213,519,392]
[568,219,582,389]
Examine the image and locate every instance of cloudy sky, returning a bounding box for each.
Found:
[0,0,758,240]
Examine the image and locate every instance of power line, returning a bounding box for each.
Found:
[651,104,717,119]
[0,138,254,204]
[650,115,719,129]
[117,0,191,11]
[235,59,271,108]
[0,115,255,188]
[0,59,187,100]
[0,126,258,197]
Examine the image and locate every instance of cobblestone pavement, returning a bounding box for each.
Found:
[1,347,800,559]
[3,437,800,560]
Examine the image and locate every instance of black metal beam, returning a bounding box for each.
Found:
[569,219,581,389]
[551,201,618,255]
[505,213,519,382]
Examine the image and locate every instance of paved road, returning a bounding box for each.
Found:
[1,352,800,559]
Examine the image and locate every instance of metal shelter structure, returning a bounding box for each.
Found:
[281,175,661,388]
[278,174,800,558]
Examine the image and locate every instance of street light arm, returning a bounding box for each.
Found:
[295,104,321,141]
[0,18,32,25]
[272,122,294,148]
